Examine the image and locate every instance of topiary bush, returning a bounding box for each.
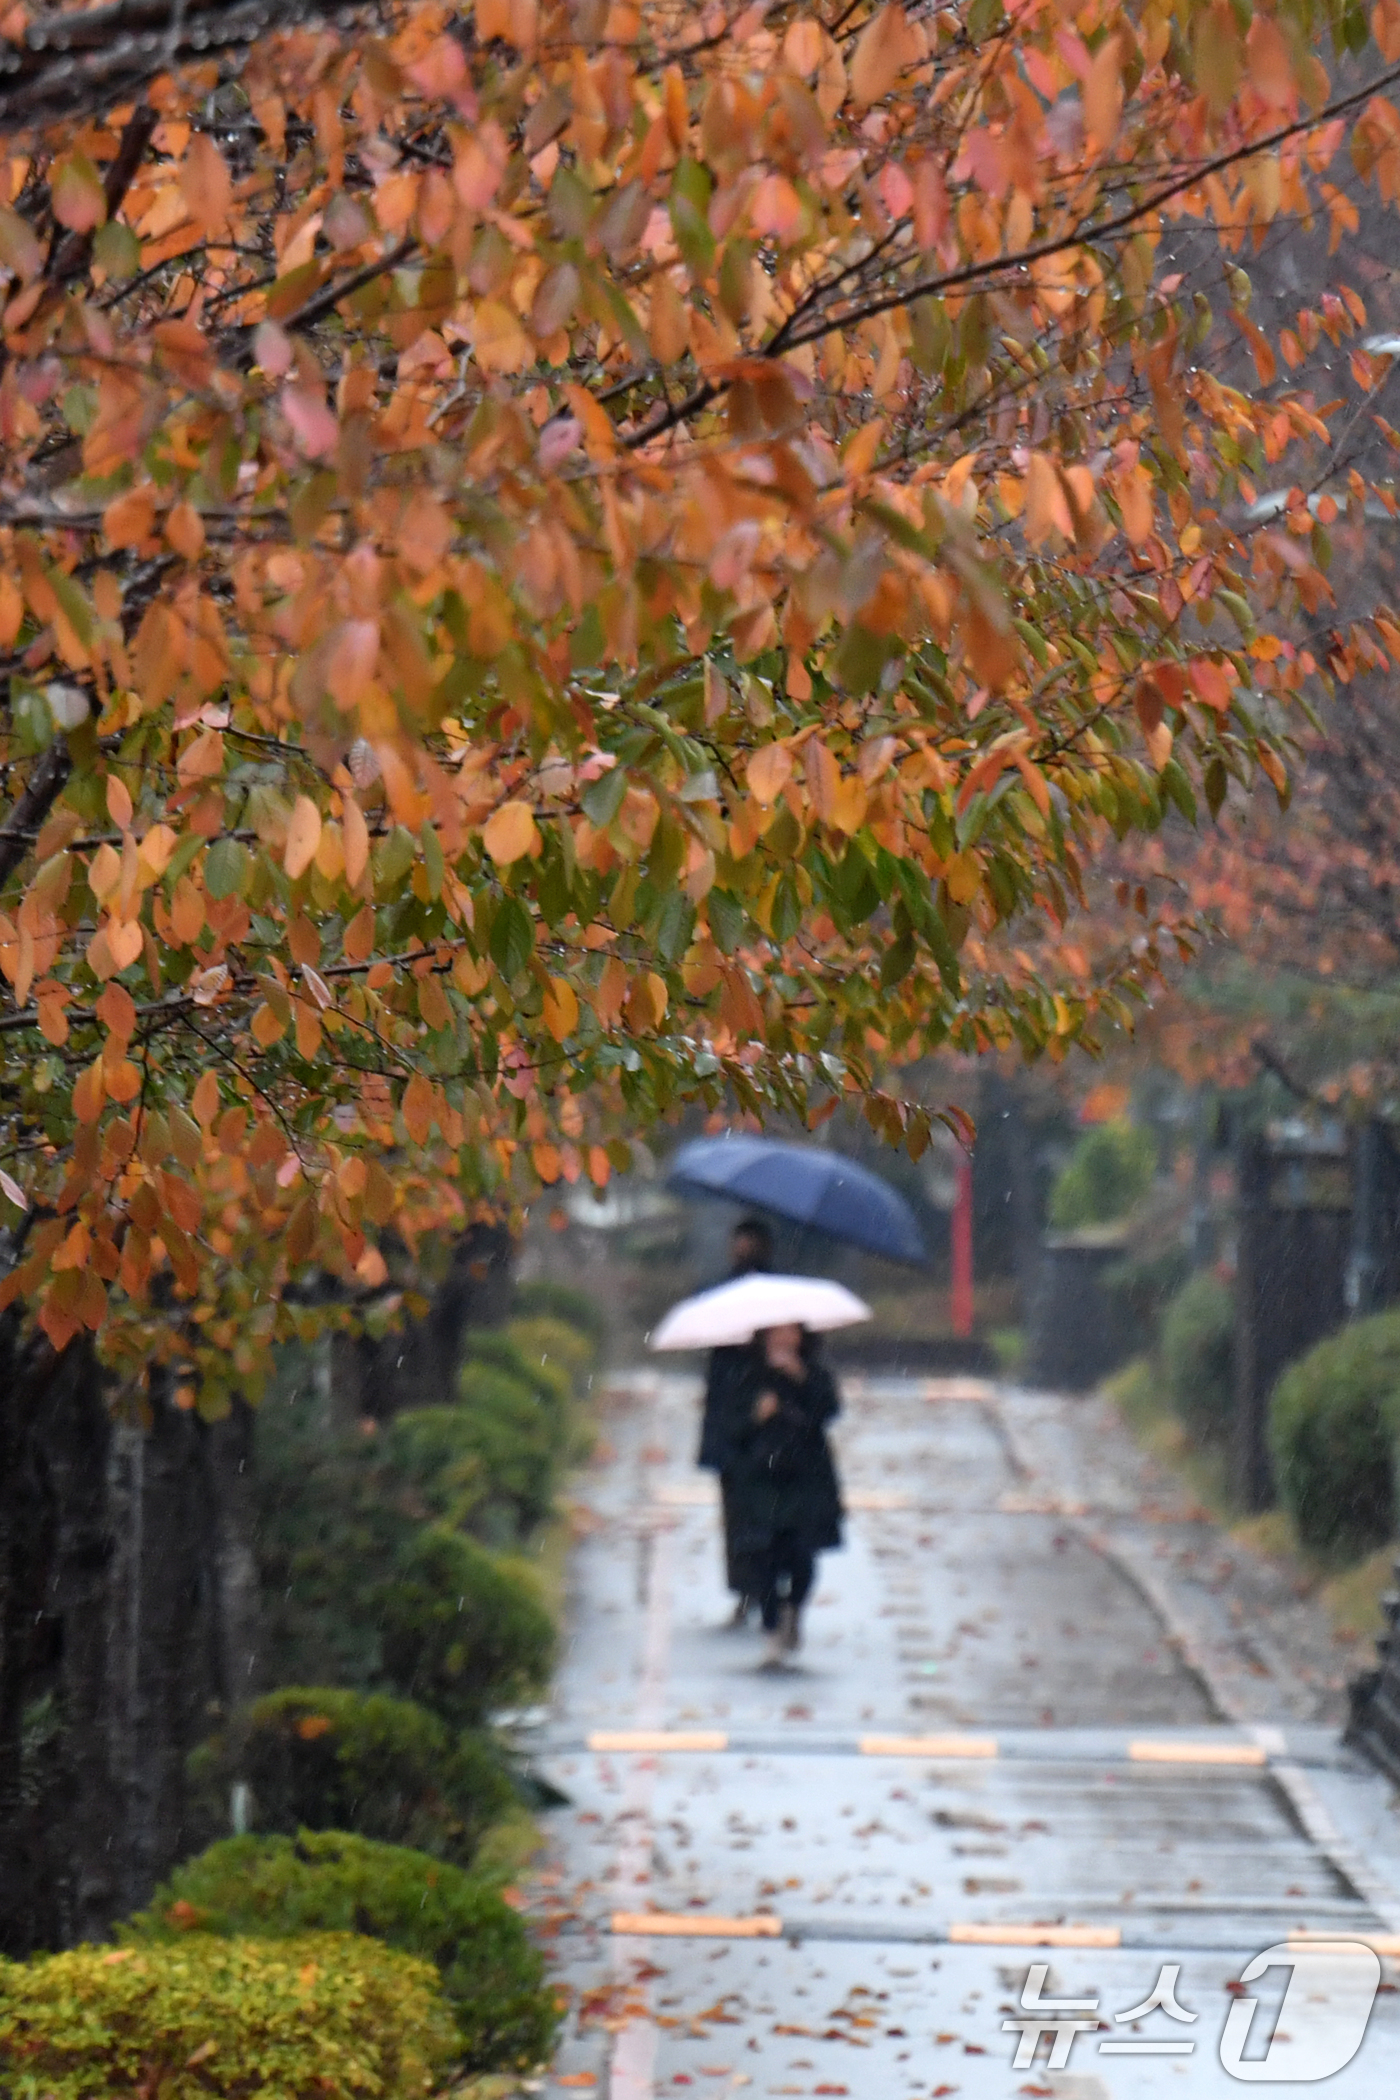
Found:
[513,1278,608,1349]
[255,1384,557,1710]
[1161,1270,1235,1446]
[378,1525,554,1727]
[505,1313,598,1387]
[186,1688,515,1868]
[410,1370,558,1540]
[1049,1120,1157,1230]
[1269,1312,1400,1557]
[127,1832,558,2073]
[0,1931,457,2099]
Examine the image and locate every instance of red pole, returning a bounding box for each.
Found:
[950,1154,974,1339]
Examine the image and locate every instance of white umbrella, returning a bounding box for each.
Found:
[648,1273,872,1351]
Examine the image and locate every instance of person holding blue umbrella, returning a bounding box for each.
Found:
[697,1215,773,1626]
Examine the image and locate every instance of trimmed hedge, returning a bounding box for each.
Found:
[0,1931,457,2099]
[255,1390,557,1711]
[128,1832,557,2073]
[1161,1270,1235,1446]
[1269,1312,1400,1556]
[1049,1120,1156,1230]
[513,1278,607,1348]
[378,1526,554,1727]
[187,1688,514,1868]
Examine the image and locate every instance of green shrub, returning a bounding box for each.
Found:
[1049,1121,1157,1230]
[1270,1313,1400,1557]
[513,1278,608,1348]
[378,1525,554,1727]
[505,1313,597,1386]
[463,1330,571,1424]
[187,1688,515,1868]
[1161,1270,1235,1445]
[445,1366,559,1538]
[0,1932,457,2099]
[255,1387,556,1710]
[128,1833,557,2073]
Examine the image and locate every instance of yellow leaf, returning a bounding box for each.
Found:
[343,797,370,889]
[284,796,322,881]
[542,974,579,1041]
[483,800,539,865]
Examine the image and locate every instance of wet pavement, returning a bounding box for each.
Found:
[521,1373,1400,2097]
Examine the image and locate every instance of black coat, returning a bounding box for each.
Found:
[698,1343,751,1472]
[725,1355,844,1556]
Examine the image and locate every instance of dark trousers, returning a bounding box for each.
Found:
[755,1528,815,1632]
[719,1471,757,1599]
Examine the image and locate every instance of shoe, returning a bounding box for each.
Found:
[779,1602,800,1653]
[727,1597,752,1629]
[759,1629,787,1671]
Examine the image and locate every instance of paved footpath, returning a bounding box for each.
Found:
[519,1373,1400,2099]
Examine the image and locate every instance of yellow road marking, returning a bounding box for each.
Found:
[612,1912,782,1938]
[1288,1933,1400,1958]
[1128,1740,1268,1766]
[588,1730,729,1753]
[860,1733,998,1759]
[949,1922,1122,1948]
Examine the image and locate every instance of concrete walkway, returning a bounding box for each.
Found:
[521,1373,1400,2097]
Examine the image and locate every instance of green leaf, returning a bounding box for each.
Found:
[204,837,251,900]
[707,887,745,954]
[581,767,627,827]
[490,895,535,981]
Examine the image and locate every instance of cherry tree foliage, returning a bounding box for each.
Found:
[0,0,1395,1402]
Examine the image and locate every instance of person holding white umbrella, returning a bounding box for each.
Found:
[651,1272,868,1668]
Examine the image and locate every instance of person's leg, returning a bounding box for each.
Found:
[719,1473,752,1624]
[779,1543,815,1651]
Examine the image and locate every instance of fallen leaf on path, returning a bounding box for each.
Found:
[555,2078,597,2089]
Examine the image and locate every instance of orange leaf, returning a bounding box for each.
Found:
[192,1069,220,1129]
[401,1071,436,1145]
[106,775,134,830]
[165,502,205,562]
[747,744,793,806]
[483,800,539,865]
[849,2,914,109]
[284,796,322,881]
[1083,35,1123,150]
[103,486,157,551]
[181,133,232,233]
[73,1059,106,1123]
[1024,453,1074,548]
[1246,15,1295,108]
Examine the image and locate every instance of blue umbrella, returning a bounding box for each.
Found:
[667,1135,927,1266]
